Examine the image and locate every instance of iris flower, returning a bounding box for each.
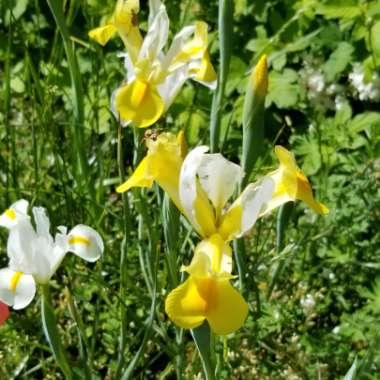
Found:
[117,134,328,333]
[0,301,9,325]
[0,200,104,310]
[118,134,275,241]
[165,234,248,335]
[117,134,328,228]
[89,0,217,128]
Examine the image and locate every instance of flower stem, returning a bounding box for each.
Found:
[191,322,216,380]
[115,123,131,379]
[40,284,73,380]
[267,202,294,298]
[210,0,233,153]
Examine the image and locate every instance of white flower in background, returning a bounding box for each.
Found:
[300,293,315,315]
[299,65,326,100]
[349,63,380,102]
[0,200,104,310]
[307,71,325,94]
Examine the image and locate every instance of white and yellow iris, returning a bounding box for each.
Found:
[0,201,104,310]
[117,133,328,333]
[118,133,275,241]
[89,0,217,128]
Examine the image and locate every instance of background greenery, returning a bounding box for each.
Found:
[0,0,379,378]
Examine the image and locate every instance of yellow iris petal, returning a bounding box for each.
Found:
[195,50,217,84]
[206,279,248,336]
[88,24,117,46]
[193,184,217,238]
[112,0,142,62]
[117,157,154,193]
[176,130,188,158]
[165,276,207,329]
[89,0,142,61]
[296,176,329,214]
[165,276,248,335]
[147,134,184,210]
[117,133,184,211]
[217,204,242,241]
[115,80,164,128]
[268,146,329,215]
[274,145,299,172]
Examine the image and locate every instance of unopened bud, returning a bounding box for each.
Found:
[251,54,268,98]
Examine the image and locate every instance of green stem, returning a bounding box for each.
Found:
[115,124,131,378]
[233,239,246,293]
[121,244,159,380]
[46,0,93,200]
[66,289,92,379]
[267,202,294,298]
[210,0,233,153]
[40,284,73,380]
[191,322,216,380]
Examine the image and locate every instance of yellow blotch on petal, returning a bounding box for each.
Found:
[10,272,23,292]
[4,209,16,221]
[115,80,164,128]
[69,236,91,246]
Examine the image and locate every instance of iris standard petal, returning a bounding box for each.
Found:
[113,0,142,62]
[197,153,243,218]
[115,80,164,128]
[67,225,104,262]
[138,0,169,62]
[179,146,216,237]
[32,207,53,243]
